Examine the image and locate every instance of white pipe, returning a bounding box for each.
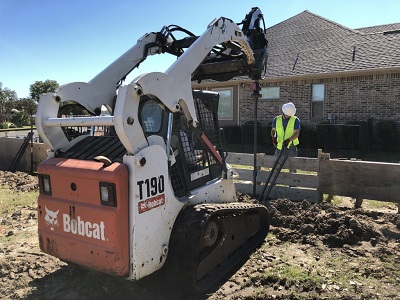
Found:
[43,116,114,127]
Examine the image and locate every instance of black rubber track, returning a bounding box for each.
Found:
[165,202,270,294]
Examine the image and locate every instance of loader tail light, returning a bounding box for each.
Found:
[38,175,52,195]
[99,182,117,207]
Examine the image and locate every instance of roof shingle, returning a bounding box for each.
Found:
[264,10,400,78]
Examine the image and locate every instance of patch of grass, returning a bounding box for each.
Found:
[229,164,253,170]
[363,199,397,210]
[250,256,324,292]
[322,194,344,206]
[331,196,346,207]
[265,231,276,239]
[322,194,398,210]
[323,252,361,288]
[0,187,38,215]
[280,265,324,289]
[380,255,400,284]
[331,269,357,288]
[0,227,38,245]
[294,170,318,175]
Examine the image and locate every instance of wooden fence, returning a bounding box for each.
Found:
[226,151,400,205]
[1,136,399,206]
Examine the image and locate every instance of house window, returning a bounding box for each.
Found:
[260,87,280,100]
[311,84,324,118]
[213,88,233,120]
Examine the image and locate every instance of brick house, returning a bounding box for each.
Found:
[192,10,400,137]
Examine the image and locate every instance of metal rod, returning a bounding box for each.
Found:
[252,81,260,197]
[258,147,289,202]
[263,150,290,199]
[258,149,284,201]
[43,116,114,127]
[30,110,34,174]
[166,112,173,160]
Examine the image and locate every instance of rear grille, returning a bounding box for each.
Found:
[57,136,126,163]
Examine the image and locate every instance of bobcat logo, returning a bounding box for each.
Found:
[45,206,59,231]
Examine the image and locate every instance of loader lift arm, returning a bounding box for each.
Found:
[36,7,267,154]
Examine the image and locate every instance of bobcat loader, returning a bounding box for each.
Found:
[36,7,270,293]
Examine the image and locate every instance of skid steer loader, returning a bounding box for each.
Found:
[36,7,270,293]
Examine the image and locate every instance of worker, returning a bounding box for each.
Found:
[271,102,300,157]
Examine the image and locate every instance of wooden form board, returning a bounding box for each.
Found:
[227,153,320,202]
[236,183,320,202]
[319,159,400,203]
[226,153,320,172]
[227,152,400,203]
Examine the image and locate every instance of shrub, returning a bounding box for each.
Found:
[375,120,398,151]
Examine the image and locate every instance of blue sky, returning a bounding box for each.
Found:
[1,0,399,98]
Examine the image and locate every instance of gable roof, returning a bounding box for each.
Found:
[356,23,400,34]
[264,10,400,78]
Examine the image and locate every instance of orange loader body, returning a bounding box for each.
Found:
[37,158,129,277]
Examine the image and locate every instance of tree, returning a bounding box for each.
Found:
[58,101,92,117]
[29,80,59,101]
[11,98,38,127]
[0,82,17,124]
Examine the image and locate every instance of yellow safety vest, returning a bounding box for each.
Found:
[276,115,299,150]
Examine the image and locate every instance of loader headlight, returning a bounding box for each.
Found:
[38,175,52,195]
[99,182,117,207]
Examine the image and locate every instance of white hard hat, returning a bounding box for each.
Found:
[282,102,296,116]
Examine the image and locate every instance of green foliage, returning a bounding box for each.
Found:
[10,98,38,127]
[222,119,400,155]
[222,123,271,146]
[0,82,18,123]
[9,112,26,128]
[29,79,59,101]
[58,101,92,117]
[375,120,398,150]
[298,124,318,148]
[316,124,360,151]
[0,83,17,102]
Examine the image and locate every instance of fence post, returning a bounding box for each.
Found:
[355,198,363,208]
[317,149,330,202]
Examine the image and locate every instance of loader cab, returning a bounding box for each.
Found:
[139,96,169,139]
[170,90,226,198]
[138,91,225,199]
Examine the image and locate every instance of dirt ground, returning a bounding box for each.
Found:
[1,171,400,300]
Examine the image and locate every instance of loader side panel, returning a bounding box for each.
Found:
[37,158,129,277]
